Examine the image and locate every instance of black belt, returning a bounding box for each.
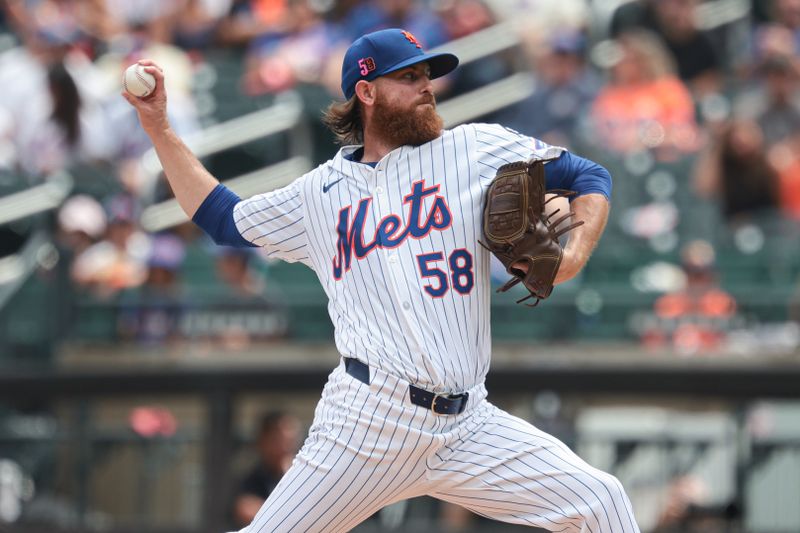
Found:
[344,358,469,415]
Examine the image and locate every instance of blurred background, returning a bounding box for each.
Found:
[1,0,800,531]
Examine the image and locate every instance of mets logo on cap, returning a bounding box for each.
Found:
[401,30,422,48]
[340,28,460,100]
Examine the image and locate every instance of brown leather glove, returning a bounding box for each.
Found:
[481,158,583,306]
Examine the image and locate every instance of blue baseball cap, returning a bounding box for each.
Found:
[341,29,459,100]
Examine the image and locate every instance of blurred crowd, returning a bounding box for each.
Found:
[0,0,799,352]
[2,5,799,532]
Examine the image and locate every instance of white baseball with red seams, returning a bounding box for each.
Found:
[122,64,155,98]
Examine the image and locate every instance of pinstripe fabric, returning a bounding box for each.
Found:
[232,361,639,533]
[427,405,639,533]
[228,123,640,532]
[232,124,564,393]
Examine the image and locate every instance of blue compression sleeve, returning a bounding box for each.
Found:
[192,184,257,248]
[544,151,612,200]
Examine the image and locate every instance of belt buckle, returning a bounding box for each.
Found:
[430,393,445,414]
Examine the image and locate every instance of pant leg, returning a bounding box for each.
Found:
[235,364,441,533]
[427,401,640,533]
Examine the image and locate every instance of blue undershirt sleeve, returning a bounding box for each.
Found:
[543,151,612,200]
[191,184,257,248]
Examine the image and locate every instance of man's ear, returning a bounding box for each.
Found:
[355,80,376,107]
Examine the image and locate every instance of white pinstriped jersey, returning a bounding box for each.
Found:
[229,122,641,533]
[233,123,565,393]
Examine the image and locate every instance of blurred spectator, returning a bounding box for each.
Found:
[734,53,800,146]
[609,0,722,95]
[2,1,197,196]
[495,29,599,146]
[727,49,800,220]
[216,247,265,299]
[641,240,738,354]
[241,0,342,95]
[340,0,447,47]
[1,1,24,35]
[70,194,150,298]
[9,0,107,55]
[488,0,587,33]
[117,232,186,347]
[168,0,229,51]
[438,500,483,531]
[755,0,800,53]
[772,0,800,31]
[655,475,709,530]
[0,2,163,190]
[43,61,112,168]
[78,0,119,48]
[749,22,798,74]
[772,134,800,220]
[589,30,699,159]
[103,0,182,44]
[216,0,285,48]
[55,193,107,255]
[693,119,781,221]
[232,411,301,527]
[439,0,494,40]
[435,0,513,98]
[181,247,288,349]
[653,473,739,532]
[0,37,114,178]
[741,0,800,86]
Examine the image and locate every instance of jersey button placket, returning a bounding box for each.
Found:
[375,165,411,319]
[379,162,419,334]
[375,165,396,274]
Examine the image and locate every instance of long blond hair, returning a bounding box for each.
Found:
[321,96,363,145]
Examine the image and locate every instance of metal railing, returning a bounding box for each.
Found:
[429,20,519,63]
[439,72,535,128]
[696,0,750,30]
[140,156,311,233]
[0,231,53,310]
[0,172,72,308]
[0,172,73,226]
[138,90,309,205]
[140,92,305,179]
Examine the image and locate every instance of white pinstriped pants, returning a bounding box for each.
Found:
[233,360,640,533]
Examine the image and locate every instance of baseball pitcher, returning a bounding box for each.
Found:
[124,28,640,533]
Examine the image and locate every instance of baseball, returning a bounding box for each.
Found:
[123,63,156,98]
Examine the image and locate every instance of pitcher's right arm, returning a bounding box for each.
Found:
[122,60,218,218]
[123,61,308,258]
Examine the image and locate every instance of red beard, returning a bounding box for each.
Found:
[372,92,444,147]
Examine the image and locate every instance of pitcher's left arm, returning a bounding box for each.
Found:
[544,151,611,284]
